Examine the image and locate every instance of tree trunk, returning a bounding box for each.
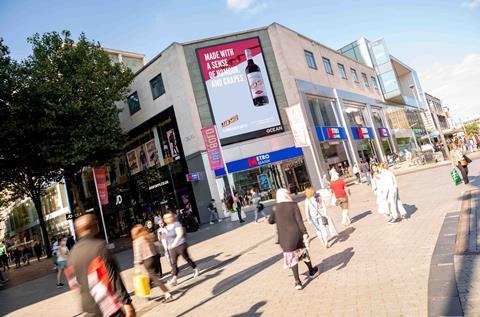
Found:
[32,196,52,258]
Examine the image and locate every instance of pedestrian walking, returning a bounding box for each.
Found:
[329,166,339,180]
[370,164,388,217]
[450,139,470,184]
[145,220,164,277]
[251,188,267,223]
[360,160,371,185]
[13,248,22,268]
[234,193,245,223]
[330,174,351,226]
[56,237,69,287]
[51,237,59,270]
[162,212,199,286]
[69,214,135,317]
[0,268,7,285]
[22,246,31,265]
[0,242,9,271]
[352,163,361,184]
[268,189,318,290]
[304,187,338,248]
[131,225,172,302]
[34,241,42,262]
[208,199,221,224]
[66,235,76,250]
[378,163,408,224]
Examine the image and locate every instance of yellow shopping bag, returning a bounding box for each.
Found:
[133,273,150,297]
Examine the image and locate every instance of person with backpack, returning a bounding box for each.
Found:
[251,188,267,223]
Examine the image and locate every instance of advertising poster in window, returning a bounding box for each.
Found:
[196,37,283,145]
[145,139,160,167]
[257,174,270,191]
[136,144,148,171]
[127,150,140,175]
[166,129,180,161]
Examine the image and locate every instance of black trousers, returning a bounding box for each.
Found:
[143,255,168,292]
[170,244,196,277]
[457,163,469,184]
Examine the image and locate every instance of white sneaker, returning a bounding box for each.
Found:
[166,277,177,286]
[218,219,222,222]
[193,268,199,278]
[210,222,214,224]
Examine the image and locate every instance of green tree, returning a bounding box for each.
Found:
[465,121,480,136]
[0,32,134,256]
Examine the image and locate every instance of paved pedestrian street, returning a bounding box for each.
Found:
[1,159,479,317]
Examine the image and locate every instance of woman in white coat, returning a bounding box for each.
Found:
[378,163,408,224]
[371,164,389,217]
[304,187,338,248]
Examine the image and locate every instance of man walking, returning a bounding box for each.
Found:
[34,241,42,262]
[251,188,267,223]
[360,160,371,186]
[69,214,135,317]
[208,199,221,224]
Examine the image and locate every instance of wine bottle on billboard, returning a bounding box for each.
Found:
[245,49,269,106]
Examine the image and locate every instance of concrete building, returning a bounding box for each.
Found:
[110,23,396,227]
[339,38,428,152]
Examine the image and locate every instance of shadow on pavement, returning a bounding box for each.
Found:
[351,210,372,224]
[403,204,418,217]
[318,247,355,273]
[175,253,283,317]
[230,300,267,317]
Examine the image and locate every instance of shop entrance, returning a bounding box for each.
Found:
[319,141,351,176]
[357,139,379,163]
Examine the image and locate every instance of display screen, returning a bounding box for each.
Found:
[196,37,283,145]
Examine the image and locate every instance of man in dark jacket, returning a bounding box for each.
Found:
[69,214,135,317]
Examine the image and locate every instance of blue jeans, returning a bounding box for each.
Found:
[237,206,243,221]
[364,171,371,185]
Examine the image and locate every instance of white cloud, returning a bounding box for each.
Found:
[462,0,480,9]
[419,54,480,120]
[226,0,267,13]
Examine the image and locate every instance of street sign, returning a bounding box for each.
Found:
[65,213,74,220]
[186,172,200,182]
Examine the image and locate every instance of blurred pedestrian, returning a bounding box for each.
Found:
[22,246,31,265]
[378,163,408,224]
[162,212,199,286]
[304,187,338,248]
[234,193,245,223]
[251,188,267,223]
[131,225,171,302]
[352,163,360,184]
[360,160,371,186]
[69,214,135,317]
[66,235,76,250]
[56,237,69,287]
[51,237,59,270]
[268,189,318,290]
[450,140,469,184]
[13,248,22,268]
[208,199,221,224]
[330,174,351,226]
[34,241,42,261]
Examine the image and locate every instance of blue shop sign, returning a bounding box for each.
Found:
[351,126,374,140]
[315,126,348,142]
[214,146,304,177]
[377,128,390,138]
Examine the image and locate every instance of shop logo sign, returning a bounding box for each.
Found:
[326,127,342,139]
[248,157,258,167]
[248,154,271,167]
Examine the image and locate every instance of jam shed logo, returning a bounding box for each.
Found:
[248,154,271,167]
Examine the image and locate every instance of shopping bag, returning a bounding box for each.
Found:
[451,169,462,186]
[133,273,151,297]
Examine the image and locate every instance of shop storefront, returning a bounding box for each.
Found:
[214,147,310,199]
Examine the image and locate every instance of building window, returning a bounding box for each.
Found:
[371,76,378,89]
[304,50,317,69]
[322,57,334,75]
[351,68,359,83]
[361,73,369,87]
[308,96,338,126]
[128,92,140,115]
[150,73,165,99]
[338,63,347,79]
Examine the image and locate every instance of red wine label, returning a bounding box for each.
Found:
[247,71,267,98]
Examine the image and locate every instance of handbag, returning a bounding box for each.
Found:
[451,169,462,186]
[258,203,264,211]
[308,199,328,226]
[463,154,472,164]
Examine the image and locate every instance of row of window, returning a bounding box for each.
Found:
[128,73,166,115]
[304,50,379,90]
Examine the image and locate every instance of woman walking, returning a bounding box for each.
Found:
[234,193,245,223]
[56,237,69,288]
[450,139,469,184]
[378,163,408,224]
[269,189,318,290]
[131,225,172,301]
[304,187,338,248]
[161,213,199,286]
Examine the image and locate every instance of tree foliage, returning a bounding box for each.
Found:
[465,121,480,136]
[0,32,134,254]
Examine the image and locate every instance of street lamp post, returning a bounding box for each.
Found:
[409,85,449,158]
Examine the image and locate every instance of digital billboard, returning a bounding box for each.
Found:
[196,37,283,145]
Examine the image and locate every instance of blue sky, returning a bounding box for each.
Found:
[1,0,479,118]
